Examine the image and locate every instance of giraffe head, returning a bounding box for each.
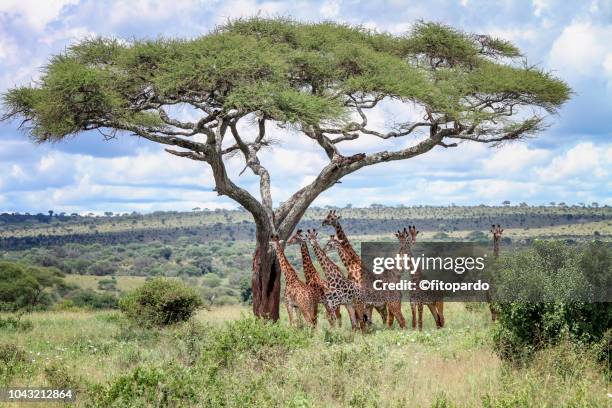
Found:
[323,234,345,253]
[408,225,419,244]
[490,224,504,242]
[269,233,284,247]
[305,229,319,244]
[395,227,412,250]
[286,229,307,246]
[322,210,340,228]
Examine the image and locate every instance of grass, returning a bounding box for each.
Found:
[1,303,609,407]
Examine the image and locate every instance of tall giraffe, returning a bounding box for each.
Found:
[286,229,342,327]
[270,234,319,327]
[486,224,504,321]
[305,229,361,330]
[325,235,402,329]
[403,226,444,330]
[322,210,387,324]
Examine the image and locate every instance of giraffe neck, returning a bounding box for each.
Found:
[273,241,299,285]
[333,222,359,260]
[299,242,319,284]
[493,240,500,258]
[335,244,361,282]
[310,239,344,281]
[399,240,422,280]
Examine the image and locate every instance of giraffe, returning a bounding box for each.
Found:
[270,234,319,327]
[322,210,388,324]
[403,226,444,330]
[305,229,361,330]
[486,224,504,322]
[286,229,342,327]
[325,235,403,329]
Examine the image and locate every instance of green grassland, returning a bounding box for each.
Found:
[1,303,609,407]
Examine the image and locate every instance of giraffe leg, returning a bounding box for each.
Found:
[296,306,304,328]
[334,307,342,327]
[355,303,367,332]
[285,299,295,327]
[410,303,417,329]
[388,301,406,329]
[324,304,336,327]
[375,304,387,325]
[386,308,395,327]
[345,304,358,330]
[365,305,374,327]
[436,301,445,327]
[417,303,423,331]
[426,303,440,329]
[310,302,318,327]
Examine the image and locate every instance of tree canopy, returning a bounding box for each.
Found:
[3,19,568,143]
[0,261,65,311]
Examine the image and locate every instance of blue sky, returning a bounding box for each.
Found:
[0,0,610,214]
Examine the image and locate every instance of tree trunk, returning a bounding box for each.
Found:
[251,236,281,320]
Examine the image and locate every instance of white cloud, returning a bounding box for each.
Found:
[535,142,609,182]
[532,0,551,17]
[320,0,341,18]
[548,22,612,79]
[0,0,78,31]
[481,144,550,174]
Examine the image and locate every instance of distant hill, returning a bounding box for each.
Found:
[1,206,610,250]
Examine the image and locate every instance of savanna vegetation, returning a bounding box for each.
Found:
[0,205,610,407]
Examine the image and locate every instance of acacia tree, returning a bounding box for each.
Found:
[1,19,570,319]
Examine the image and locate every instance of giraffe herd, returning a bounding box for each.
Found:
[271,211,504,332]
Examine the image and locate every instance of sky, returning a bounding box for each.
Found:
[0,0,610,214]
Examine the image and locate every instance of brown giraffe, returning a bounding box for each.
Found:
[305,229,361,330]
[325,235,402,329]
[486,224,504,321]
[270,234,319,327]
[403,226,444,330]
[286,229,342,327]
[322,210,387,324]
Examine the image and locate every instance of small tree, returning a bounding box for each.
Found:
[1,18,570,319]
[119,278,202,327]
[0,261,64,311]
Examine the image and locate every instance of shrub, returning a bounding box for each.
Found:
[98,277,117,291]
[0,314,34,331]
[65,289,119,309]
[0,261,64,311]
[0,342,28,380]
[119,278,202,327]
[44,362,80,389]
[202,317,311,367]
[491,241,612,362]
[87,364,200,407]
[87,260,116,276]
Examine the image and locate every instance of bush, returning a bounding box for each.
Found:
[44,362,80,389]
[491,241,612,362]
[0,314,34,332]
[0,342,28,380]
[64,289,119,309]
[98,277,117,291]
[87,364,200,407]
[87,260,116,276]
[119,278,202,327]
[0,261,64,311]
[202,317,311,367]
